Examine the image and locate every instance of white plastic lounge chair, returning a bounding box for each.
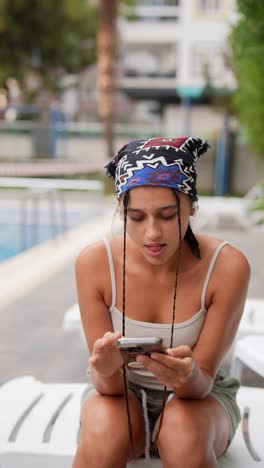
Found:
[236,298,264,339]
[194,196,251,231]
[62,303,87,348]
[0,376,263,467]
[62,303,83,334]
[230,335,264,380]
[62,297,264,345]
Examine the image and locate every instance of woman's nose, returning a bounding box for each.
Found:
[145,219,162,240]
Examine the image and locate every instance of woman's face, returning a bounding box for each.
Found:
[122,186,193,265]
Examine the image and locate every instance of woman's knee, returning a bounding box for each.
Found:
[157,401,213,467]
[79,393,144,460]
[81,394,128,443]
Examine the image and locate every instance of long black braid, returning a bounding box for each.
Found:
[153,190,183,446]
[122,191,135,456]
[169,191,183,348]
[185,224,201,259]
[122,191,129,338]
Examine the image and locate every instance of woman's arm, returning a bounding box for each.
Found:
[137,245,250,398]
[75,242,124,396]
[179,245,250,398]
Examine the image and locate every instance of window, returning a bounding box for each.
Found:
[124,0,180,20]
[141,0,179,5]
[121,44,177,78]
[199,0,221,12]
[190,43,224,80]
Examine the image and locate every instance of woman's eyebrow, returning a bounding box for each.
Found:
[127,205,178,213]
[159,204,178,210]
[127,208,142,213]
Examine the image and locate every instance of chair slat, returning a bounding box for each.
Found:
[0,378,263,468]
[0,377,43,444]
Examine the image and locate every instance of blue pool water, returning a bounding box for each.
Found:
[0,223,69,262]
[0,206,104,263]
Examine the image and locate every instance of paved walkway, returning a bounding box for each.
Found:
[0,204,263,388]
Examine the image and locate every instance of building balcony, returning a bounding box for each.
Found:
[121,1,181,21]
[119,20,181,44]
[118,74,179,102]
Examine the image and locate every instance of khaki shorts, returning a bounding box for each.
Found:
[128,368,241,458]
[210,368,241,448]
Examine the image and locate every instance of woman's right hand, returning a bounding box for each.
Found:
[89,331,124,378]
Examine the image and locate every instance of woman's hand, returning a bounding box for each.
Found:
[136,345,194,389]
[89,331,124,378]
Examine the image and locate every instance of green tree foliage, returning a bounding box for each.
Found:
[0,0,98,94]
[230,0,264,157]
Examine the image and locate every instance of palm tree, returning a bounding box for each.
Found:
[97,0,118,159]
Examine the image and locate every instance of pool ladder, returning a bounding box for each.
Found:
[20,188,67,250]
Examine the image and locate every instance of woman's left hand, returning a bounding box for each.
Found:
[136,345,194,389]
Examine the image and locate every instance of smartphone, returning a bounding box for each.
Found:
[117,337,165,363]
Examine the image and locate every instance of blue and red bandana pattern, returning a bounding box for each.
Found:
[105,137,210,201]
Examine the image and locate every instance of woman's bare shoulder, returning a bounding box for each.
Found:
[75,240,107,276]
[75,236,123,274]
[197,233,250,277]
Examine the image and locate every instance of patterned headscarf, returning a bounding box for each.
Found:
[105,137,210,201]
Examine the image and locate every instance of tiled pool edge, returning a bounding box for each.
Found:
[0,211,114,310]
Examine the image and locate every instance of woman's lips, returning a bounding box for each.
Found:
[145,244,166,257]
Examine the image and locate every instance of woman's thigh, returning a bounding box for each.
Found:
[157,394,230,460]
[80,390,146,459]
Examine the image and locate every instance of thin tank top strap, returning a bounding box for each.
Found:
[102,238,116,310]
[200,241,229,310]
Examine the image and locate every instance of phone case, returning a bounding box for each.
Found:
[117,337,165,362]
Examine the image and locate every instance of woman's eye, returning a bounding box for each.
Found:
[129,217,144,222]
[161,213,177,220]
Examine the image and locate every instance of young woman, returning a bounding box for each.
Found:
[73,137,250,468]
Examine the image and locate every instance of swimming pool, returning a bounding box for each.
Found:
[0,222,68,261]
[0,198,106,262]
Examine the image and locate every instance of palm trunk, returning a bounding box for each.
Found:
[97,0,118,159]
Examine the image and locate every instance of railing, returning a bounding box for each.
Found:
[121,3,181,20]
[139,0,180,5]
[119,76,177,89]
[0,177,104,252]
[0,120,158,138]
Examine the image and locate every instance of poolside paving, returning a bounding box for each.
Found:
[0,197,263,389]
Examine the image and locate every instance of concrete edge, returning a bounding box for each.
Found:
[0,211,114,310]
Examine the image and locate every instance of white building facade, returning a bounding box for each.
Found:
[118,0,238,135]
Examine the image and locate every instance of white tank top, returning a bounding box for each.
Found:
[103,238,229,390]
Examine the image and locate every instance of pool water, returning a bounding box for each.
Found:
[0,206,104,263]
[0,223,69,262]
